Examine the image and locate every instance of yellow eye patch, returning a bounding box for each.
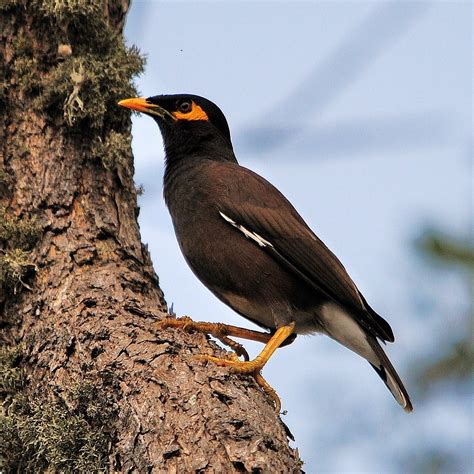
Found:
[173,102,209,121]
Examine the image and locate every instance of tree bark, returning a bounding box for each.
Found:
[0,1,302,472]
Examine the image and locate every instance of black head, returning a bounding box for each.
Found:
[118,94,232,149]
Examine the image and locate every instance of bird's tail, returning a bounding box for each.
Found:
[366,336,413,412]
[320,303,413,411]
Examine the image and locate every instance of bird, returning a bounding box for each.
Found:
[118,94,413,413]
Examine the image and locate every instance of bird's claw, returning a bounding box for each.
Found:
[193,353,263,374]
[159,316,288,411]
[194,353,281,411]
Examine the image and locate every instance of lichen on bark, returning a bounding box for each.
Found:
[0,377,117,472]
[0,209,40,296]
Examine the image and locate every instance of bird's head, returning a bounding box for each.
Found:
[118,94,233,158]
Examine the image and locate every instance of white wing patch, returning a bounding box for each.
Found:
[219,211,273,248]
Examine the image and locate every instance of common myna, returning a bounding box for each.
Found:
[118,94,413,413]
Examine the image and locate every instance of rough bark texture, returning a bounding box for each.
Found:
[0,1,302,472]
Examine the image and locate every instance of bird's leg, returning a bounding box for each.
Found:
[156,316,274,361]
[195,322,295,374]
[157,317,295,411]
[195,322,295,411]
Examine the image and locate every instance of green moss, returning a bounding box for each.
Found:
[12,35,34,57]
[0,0,23,11]
[0,394,110,472]
[33,42,144,130]
[5,0,145,131]
[0,211,40,294]
[0,249,37,293]
[36,0,103,18]
[35,0,121,60]
[0,345,24,396]
[0,414,23,471]
[70,381,117,425]
[10,56,42,94]
[0,373,117,472]
[26,0,146,130]
[91,130,132,169]
[0,208,41,250]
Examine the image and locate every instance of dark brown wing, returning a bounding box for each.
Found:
[216,163,394,342]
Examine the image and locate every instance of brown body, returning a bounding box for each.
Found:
[165,158,319,333]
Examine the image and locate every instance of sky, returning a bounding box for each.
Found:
[124,2,472,472]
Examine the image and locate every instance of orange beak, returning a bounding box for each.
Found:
[118,97,154,114]
[118,97,176,121]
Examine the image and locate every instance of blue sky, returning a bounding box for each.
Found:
[124,2,472,471]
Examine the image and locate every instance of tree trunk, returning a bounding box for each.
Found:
[0,2,302,471]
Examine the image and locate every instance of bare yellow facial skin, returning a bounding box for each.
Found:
[173,102,209,121]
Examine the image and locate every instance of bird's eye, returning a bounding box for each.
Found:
[178,101,192,113]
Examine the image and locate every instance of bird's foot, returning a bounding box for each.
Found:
[195,353,281,411]
[194,353,265,374]
[156,316,275,361]
[157,317,294,412]
[193,322,295,411]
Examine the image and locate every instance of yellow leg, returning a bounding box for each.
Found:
[195,322,295,374]
[157,316,295,411]
[156,316,274,360]
[195,322,295,411]
[156,316,273,343]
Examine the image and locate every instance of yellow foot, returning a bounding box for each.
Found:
[156,316,276,361]
[194,353,264,374]
[157,316,295,412]
[254,372,281,413]
[194,354,281,411]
